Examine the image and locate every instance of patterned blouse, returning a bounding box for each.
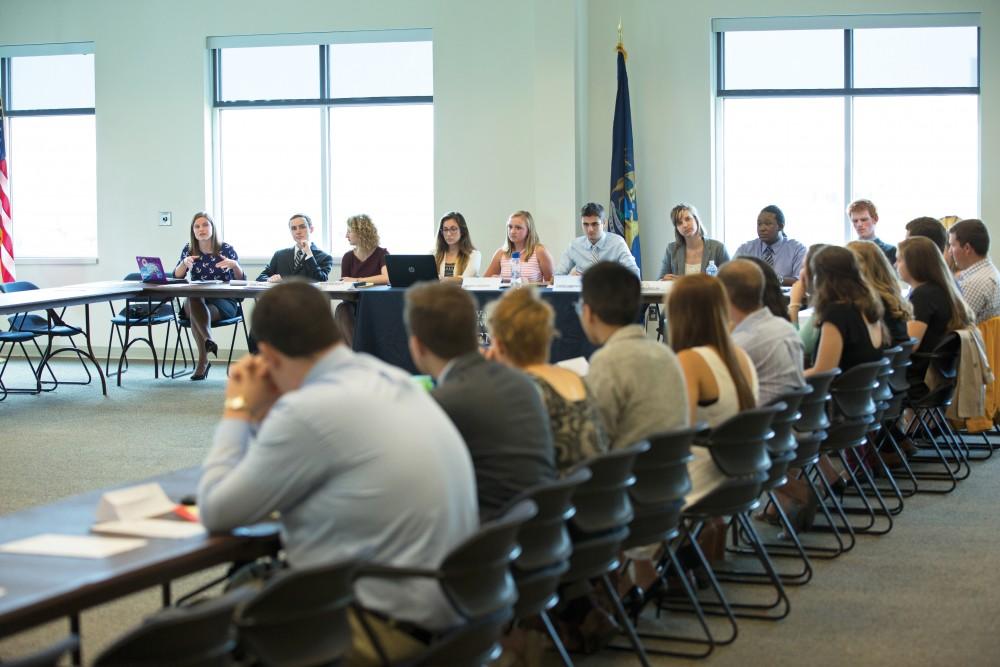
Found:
[532,375,609,471]
[176,243,240,281]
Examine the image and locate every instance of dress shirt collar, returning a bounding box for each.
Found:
[580,231,608,251]
[962,257,993,278]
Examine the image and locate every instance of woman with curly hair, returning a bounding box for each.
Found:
[340,214,389,285]
[848,239,913,345]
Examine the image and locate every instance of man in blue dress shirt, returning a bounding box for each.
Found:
[555,202,640,277]
[735,204,807,286]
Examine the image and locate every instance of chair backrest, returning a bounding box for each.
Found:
[504,468,590,618]
[928,330,961,379]
[795,369,839,434]
[829,358,887,421]
[874,346,901,403]
[568,441,649,535]
[0,280,39,294]
[623,427,700,548]
[765,385,811,457]
[705,403,784,477]
[93,590,245,666]
[2,636,78,667]
[439,499,537,621]
[888,338,916,393]
[235,558,358,667]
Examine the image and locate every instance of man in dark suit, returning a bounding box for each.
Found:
[404,282,555,519]
[256,214,334,282]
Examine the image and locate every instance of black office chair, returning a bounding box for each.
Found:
[235,557,358,667]
[670,404,787,623]
[92,589,247,666]
[560,442,651,667]
[0,328,46,400]
[105,273,180,384]
[171,298,250,376]
[617,427,718,659]
[0,280,96,392]
[0,635,78,667]
[353,500,537,667]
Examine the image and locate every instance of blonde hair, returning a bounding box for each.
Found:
[347,214,380,253]
[503,210,541,262]
[486,286,555,366]
[847,240,912,323]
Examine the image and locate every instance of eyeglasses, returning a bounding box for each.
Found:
[441,227,461,234]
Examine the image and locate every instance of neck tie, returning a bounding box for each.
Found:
[763,245,775,267]
[293,248,305,271]
[590,244,600,265]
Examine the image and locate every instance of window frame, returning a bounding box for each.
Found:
[0,45,97,262]
[210,35,433,261]
[713,16,980,246]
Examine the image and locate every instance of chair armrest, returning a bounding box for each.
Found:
[354,563,443,581]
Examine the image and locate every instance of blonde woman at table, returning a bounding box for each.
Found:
[484,210,554,284]
[434,212,481,281]
[173,211,245,381]
[336,214,389,346]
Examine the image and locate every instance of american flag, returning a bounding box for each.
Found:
[0,97,14,283]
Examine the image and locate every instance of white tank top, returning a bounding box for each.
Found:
[691,346,758,427]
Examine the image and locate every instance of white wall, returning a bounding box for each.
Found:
[585,0,1000,275]
[1,0,996,352]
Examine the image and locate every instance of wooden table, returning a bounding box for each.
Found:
[0,467,280,664]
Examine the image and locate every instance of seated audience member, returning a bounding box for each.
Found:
[198,281,477,666]
[848,240,912,344]
[580,262,690,450]
[257,214,334,283]
[789,243,828,363]
[434,211,481,280]
[336,214,389,345]
[848,199,896,264]
[555,202,639,277]
[804,246,884,377]
[949,219,1000,324]
[486,287,609,470]
[667,274,758,507]
[742,256,791,321]
[897,236,973,394]
[940,215,963,273]
[404,282,556,518]
[173,211,245,381]
[658,203,730,280]
[719,259,805,406]
[905,216,948,253]
[735,204,807,286]
[484,210,555,283]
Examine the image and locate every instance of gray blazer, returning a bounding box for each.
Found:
[658,238,730,278]
[432,353,555,519]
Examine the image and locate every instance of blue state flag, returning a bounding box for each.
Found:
[609,43,641,271]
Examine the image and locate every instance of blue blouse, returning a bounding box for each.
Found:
[176,243,240,281]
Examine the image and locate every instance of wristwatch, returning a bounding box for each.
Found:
[224,395,248,412]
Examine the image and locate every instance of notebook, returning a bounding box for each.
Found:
[385,255,439,288]
[136,256,187,284]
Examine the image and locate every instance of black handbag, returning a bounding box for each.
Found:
[120,301,174,320]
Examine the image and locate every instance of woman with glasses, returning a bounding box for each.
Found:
[434,212,481,280]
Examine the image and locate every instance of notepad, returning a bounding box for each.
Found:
[92,519,207,540]
[0,534,147,559]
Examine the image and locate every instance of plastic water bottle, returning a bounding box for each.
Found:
[705,260,718,277]
[510,251,523,287]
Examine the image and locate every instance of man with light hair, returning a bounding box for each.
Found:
[848,199,895,265]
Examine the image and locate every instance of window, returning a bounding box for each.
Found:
[716,19,979,251]
[213,35,433,259]
[1,49,96,259]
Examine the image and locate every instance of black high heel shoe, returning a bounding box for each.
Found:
[205,340,219,358]
[190,362,212,381]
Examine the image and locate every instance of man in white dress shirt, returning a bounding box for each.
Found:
[555,203,640,277]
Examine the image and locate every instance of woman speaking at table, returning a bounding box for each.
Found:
[483,210,554,283]
[173,211,245,381]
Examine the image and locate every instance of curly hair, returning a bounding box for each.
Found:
[346,214,380,253]
[486,286,555,366]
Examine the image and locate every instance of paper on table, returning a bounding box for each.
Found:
[96,483,176,522]
[463,277,502,291]
[551,275,582,291]
[0,534,147,559]
[92,519,207,539]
